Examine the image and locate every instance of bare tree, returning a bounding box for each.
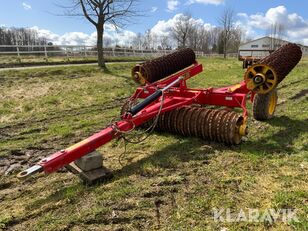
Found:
[132,32,143,49]
[218,8,235,58]
[0,27,47,51]
[268,22,285,50]
[209,27,222,53]
[228,26,242,53]
[151,33,158,49]
[143,30,152,49]
[187,25,199,50]
[172,14,195,48]
[60,0,139,68]
[160,35,171,50]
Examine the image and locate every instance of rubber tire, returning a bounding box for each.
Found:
[252,89,278,121]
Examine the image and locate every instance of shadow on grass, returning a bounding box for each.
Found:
[112,115,307,180]
[289,89,308,100]
[277,79,305,90]
[239,116,308,155]
[112,137,222,179]
[15,116,305,227]
[19,116,307,205]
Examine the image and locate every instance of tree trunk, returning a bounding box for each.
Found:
[96,25,106,68]
[224,37,227,59]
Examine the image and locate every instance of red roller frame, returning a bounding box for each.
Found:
[18,62,254,176]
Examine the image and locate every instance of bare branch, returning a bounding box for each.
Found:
[80,0,97,26]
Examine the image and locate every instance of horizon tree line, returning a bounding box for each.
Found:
[0,9,285,62]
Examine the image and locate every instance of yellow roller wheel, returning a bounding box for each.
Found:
[239,117,248,137]
[131,65,147,85]
[244,64,278,94]
[253,89,278,121]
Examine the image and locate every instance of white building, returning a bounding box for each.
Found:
[239,36,308,58]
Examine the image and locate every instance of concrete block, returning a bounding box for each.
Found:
[74,151,102,172]
[67,162,113,185]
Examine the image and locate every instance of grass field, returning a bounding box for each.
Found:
[0,57,307,230]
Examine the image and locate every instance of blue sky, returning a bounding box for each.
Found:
[1,0,308,45]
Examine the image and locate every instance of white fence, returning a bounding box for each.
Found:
[0,45,238,58]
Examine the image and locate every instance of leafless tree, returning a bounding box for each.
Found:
[172,14,195,48]
[194,26,212,53]
[0,27,47,53]
[218,7,235,58]
[208,27,221,53]
[228,26,242,53]
[151,33,158,49]
[132,32,143,49]
[268,22,285,50]
[160,35,171,50]
[60,0,139,68]
[143,30,152,49]
[187,25,199,50]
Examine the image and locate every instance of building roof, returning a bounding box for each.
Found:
[240,36,308,48]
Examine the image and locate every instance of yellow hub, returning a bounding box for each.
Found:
[131,65,147,85]
[244,64,278,94]
[239,117,248,136]
[133,72,146,85]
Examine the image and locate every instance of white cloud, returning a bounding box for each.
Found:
[104,24,117,32]
[151,6,158,13]
[167,0,179,12]
[104,29,137,46]
[150,13,213,37]
[22,2,32,10]
[187,0,224,5]
[237,5,308,45]
[31,26,137,46]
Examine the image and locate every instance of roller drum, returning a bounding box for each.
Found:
[153,106,246,144]
[259,43,302,84]
[244,43,302,94]
[132,48,196,84]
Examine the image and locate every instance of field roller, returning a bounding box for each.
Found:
[18,44,302,183]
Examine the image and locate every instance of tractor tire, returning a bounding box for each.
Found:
[252,89,278,121]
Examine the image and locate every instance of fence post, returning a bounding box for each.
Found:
[44,45,48,58]
[84,45,87,57]
[112,48,115,56]
[16,46,20,57]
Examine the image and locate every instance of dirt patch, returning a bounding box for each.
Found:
[0,96,128,177]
